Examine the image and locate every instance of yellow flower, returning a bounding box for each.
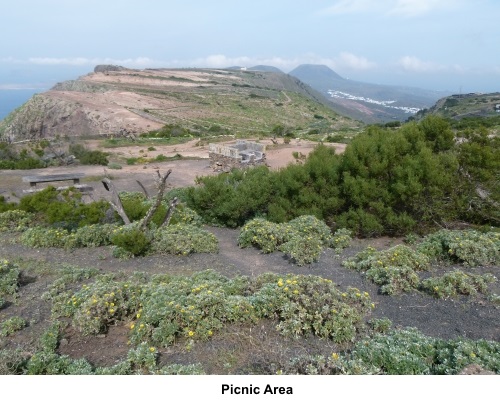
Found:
[208,330,213,336]
[293,289,299,295]
[331,353,339,360]
[188,330,195,337]
[284,287,289,292]
[130,323,135,329]
[149,347,155,353]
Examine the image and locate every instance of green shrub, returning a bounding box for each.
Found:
[19,187,109,227]
[107,163,122,170]
[420,270,497,298]
[0,196,17,213]
[69,144,109,165]
[110,225,151,256]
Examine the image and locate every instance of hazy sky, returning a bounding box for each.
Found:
[1,0,499,93]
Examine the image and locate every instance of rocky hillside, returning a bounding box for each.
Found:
[414,92,500,120]
[0,65,358,142]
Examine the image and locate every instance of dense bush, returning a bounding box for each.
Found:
[69,144,109,165]
[110,225,151,256]
[186,116,499,236]
[19,187,109,228]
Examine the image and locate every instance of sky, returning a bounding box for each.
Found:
[1,0,500,94]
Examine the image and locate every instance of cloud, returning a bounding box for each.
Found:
[320,0,463,17]
[26,57,157,67]
[3,53,377,74]
[338,52,377,70]
[397,56,446,72]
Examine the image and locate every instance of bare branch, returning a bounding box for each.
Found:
[101,178,130,224]
[136,180,150,199]
[140,169,172,230]
[162,197,179,227]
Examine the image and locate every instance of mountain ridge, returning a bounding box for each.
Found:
[288,64,450,123]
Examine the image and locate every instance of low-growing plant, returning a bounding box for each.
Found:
[0,316,27,337]
[41,266,101,301]
[73,224,119,248]
[343,244,430,272]
[20,226,74,249]
[107,162,122,170]
[238,216,349,265]
[366,265,421,295]
[280,235,323,265]
[50,270,374,349]
[343,245,430,294]
[0,259,21,298]
[150,224,219,255]
[420,270,497,298]
[331,228,352,253]
[417,229,500,266]
[50,276,143,335]
[368,318,393,334]
[0,210,35,232]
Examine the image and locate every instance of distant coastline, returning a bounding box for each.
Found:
[0,89,44,120]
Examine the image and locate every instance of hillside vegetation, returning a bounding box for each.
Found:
[0,66,359,142]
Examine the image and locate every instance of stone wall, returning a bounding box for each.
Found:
[209,140,266,172]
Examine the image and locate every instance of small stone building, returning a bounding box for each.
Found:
[209,140,266,172]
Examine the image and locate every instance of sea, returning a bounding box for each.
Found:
[0,89,45,121]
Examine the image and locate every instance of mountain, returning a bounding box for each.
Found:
[0,66,358,142]
[289,64,450,123]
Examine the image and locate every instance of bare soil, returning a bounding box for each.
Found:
[0,151,498,374]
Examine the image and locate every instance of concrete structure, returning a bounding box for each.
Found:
[209,140,266,172]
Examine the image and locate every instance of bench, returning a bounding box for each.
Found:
[22,173,85,187]
[22,173,93,194]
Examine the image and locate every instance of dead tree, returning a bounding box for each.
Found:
[162,196,179,227]
[101,175,131,225]
[139,169,172,230]
[101,169,180,229]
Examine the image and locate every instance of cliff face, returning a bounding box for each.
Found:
[0,65,355,141]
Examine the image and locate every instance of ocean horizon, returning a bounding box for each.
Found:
[0,89,45,121]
